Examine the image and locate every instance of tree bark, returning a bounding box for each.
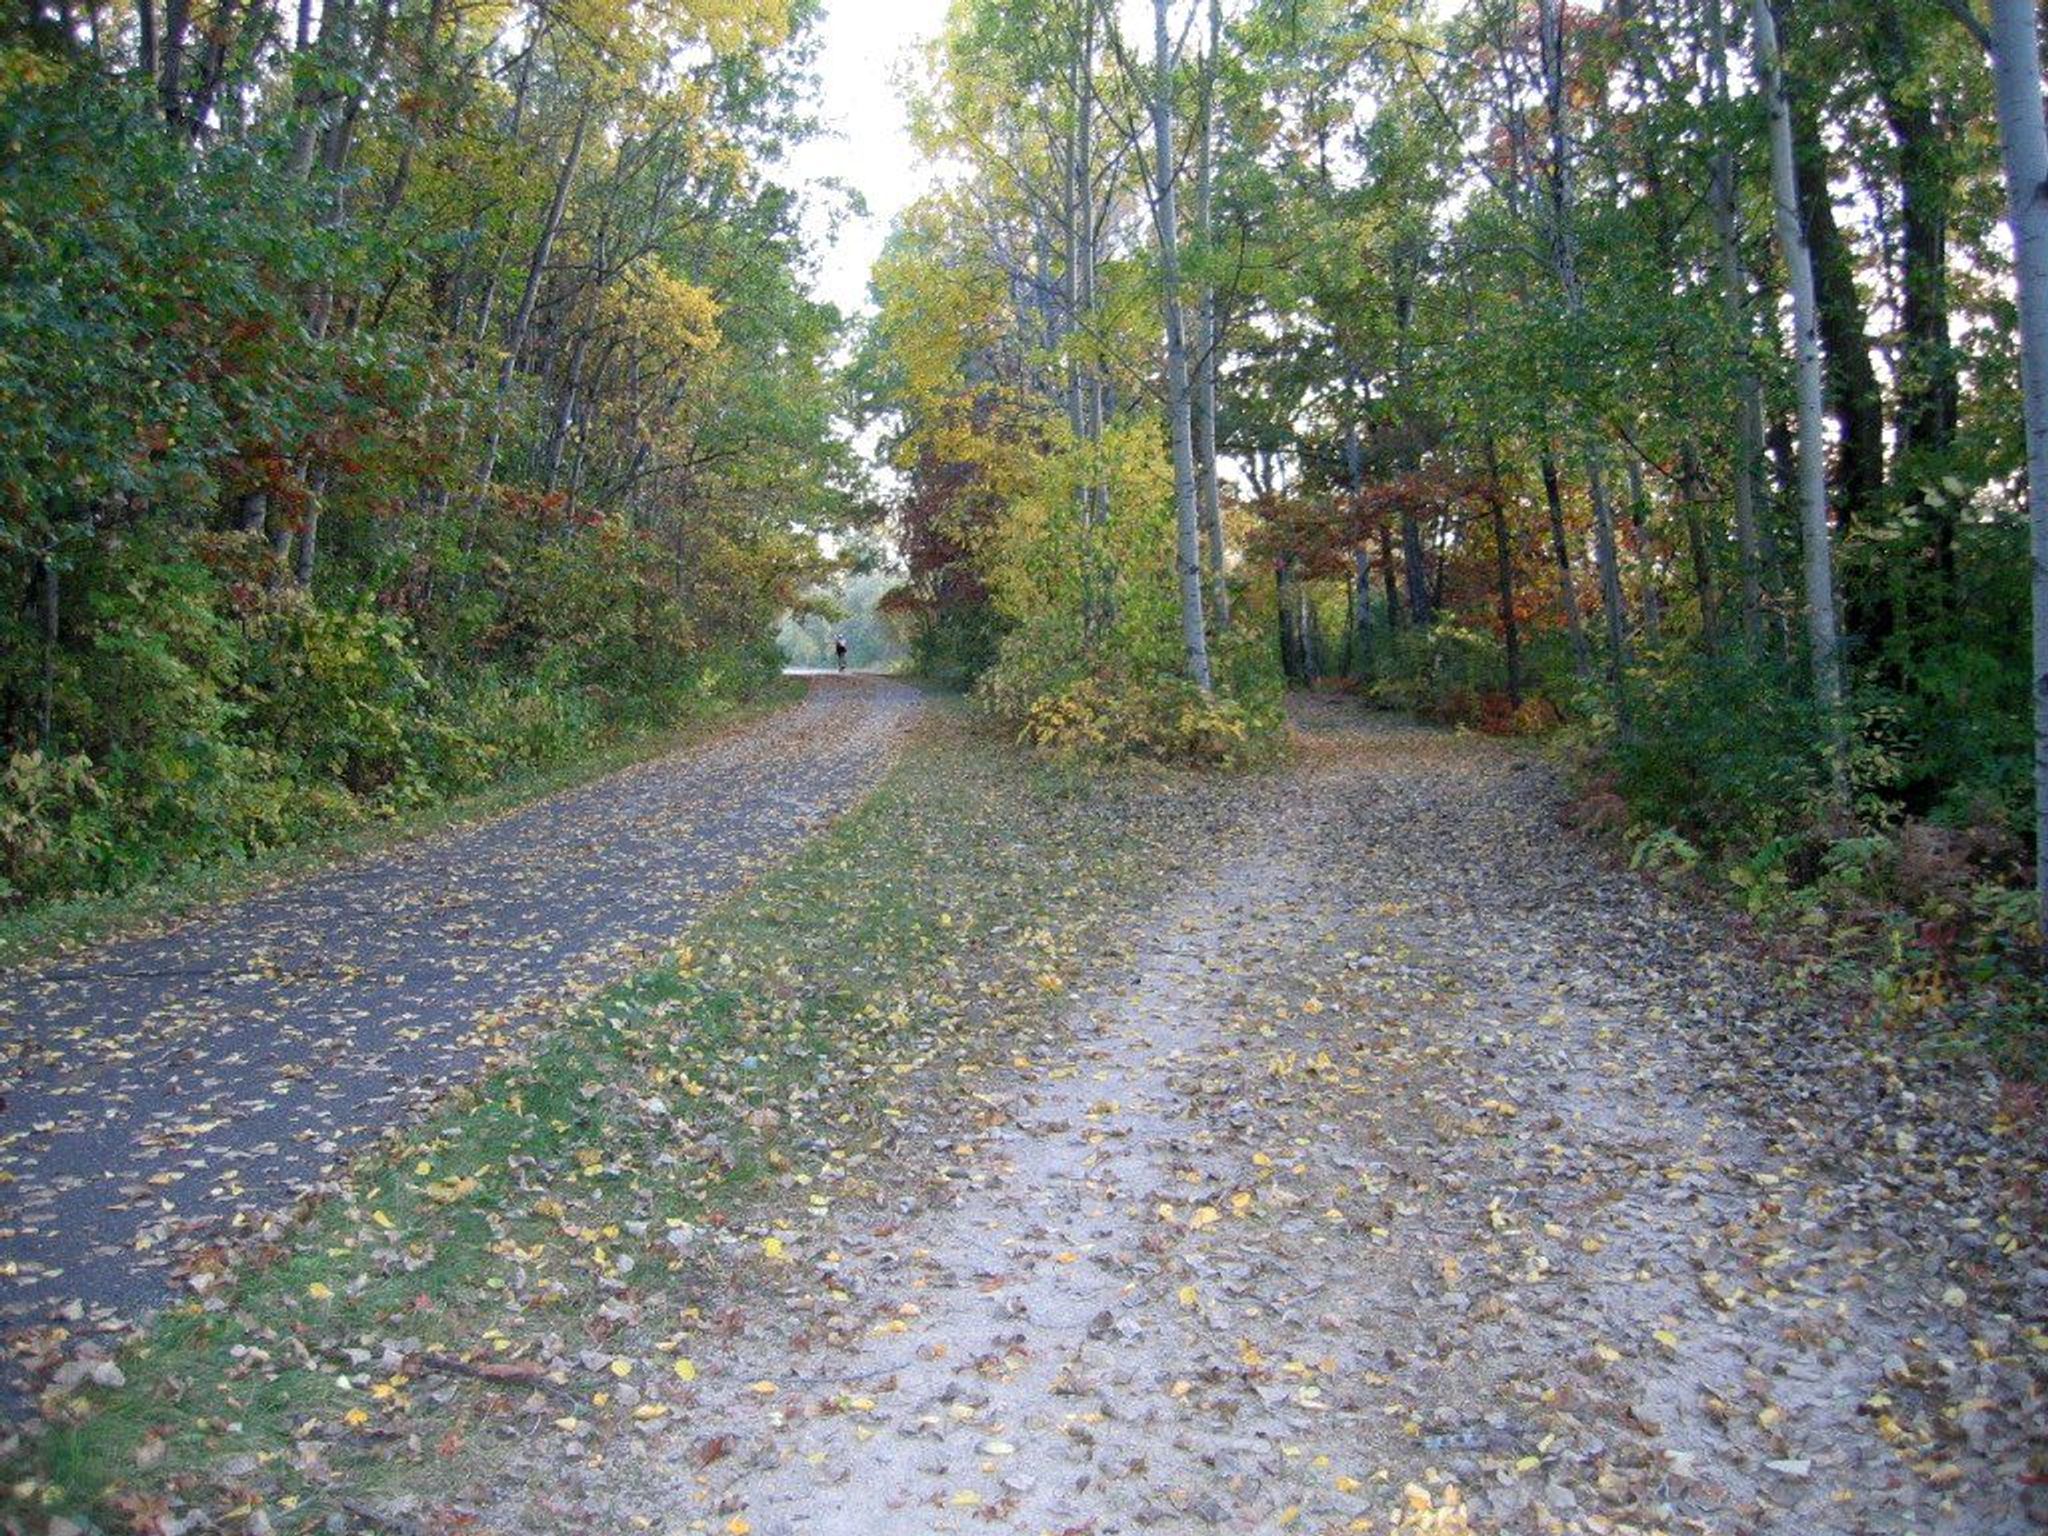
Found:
[1485,437,1522,706]
[1866,0,1961,589]
[1379,522,1401,636]
[1983,0,2048,944]
[1754,0,1848,789]
[475,99,590,507]
[1540,444,1593,681]
[1704,0,1769,644]
[1149,0,1213,692]
[1193,0,1229,629]
[1625,451,1662,646]
[1539,0,1630,721]
[37,552,57,751]
[1788,84,1886,531]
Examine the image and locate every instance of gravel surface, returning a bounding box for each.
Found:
[0,676,923,1354]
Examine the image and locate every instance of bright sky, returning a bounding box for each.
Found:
[784,0,955,318]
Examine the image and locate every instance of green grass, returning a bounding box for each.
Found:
[0,678,802,971]
[2,710,1231,1533]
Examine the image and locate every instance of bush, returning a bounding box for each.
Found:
[1606,648,1831,853]
[976,623,1283,769]
[909,600,1005,689]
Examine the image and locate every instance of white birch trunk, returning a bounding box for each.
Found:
[1150,0,1214,693]
[1985,0,2048,940]
[1752,0,1847,785]
[1193,0,1229,628]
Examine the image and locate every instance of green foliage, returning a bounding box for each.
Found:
[0,516,786,906]
[977,620,1283,768]
[907,598,1006,689]
[1608,648,1832,853]
[0,14,853,915]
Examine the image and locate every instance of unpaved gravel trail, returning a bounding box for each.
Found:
[0,676,923,1345]
[525,701,2043,1536]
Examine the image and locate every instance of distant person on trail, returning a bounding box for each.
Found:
[834,635,848,673]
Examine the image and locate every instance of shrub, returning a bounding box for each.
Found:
[977,623,1283,769]
[1606,648,1830,853]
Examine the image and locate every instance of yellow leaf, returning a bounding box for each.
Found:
[609,1359,633,1378]
[761,1236,786,1261]
[673,1358,698,1382]
[1189,1207,1221,1231]
[306,1282,333,1301]
[1177,1285,1199,1308]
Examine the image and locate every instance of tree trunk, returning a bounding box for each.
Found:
[1275,559,1300,683]
[1344,427,1374,682]
[1380,523,1401,636]
[1867,0,1960,590]
[1788,84,1886,532]
[1400,510,1431,626]
[1150,0,1213,693]
[1540,0,1629,721]
[1540,444,1593,680]
[1585,446,1633,711]
[1755,0,1847,789]
[1705,0,1768,644]
[1677,439,1717,641]
[1352,547,1375,682]
[1625,452,1662,646]
[1485,437,1522,706]
[475,99,590,507]
[1193,0,1229,629]
[1984,0,2048,944]
[1065,32,1097,645]
[37,552,57,751]
[294,501,320,586]
[237,488,268,535]
[155,0,189,128]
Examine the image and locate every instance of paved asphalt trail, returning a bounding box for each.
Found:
[0,675,922,1348]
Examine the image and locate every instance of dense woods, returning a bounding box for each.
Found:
[0,0,859,906]
[869,0,2048,1062]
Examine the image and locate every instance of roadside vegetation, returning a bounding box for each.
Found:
[1,0,860,919]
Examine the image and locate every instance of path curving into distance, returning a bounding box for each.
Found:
[0,674,924,1349]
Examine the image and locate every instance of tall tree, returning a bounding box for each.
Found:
[1754,0,1847,783]
[1978,0,2048,942]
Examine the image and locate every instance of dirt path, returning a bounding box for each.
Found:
[0,676,923,1347]
[521,702,2042,1535]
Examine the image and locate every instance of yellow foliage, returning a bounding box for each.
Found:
[604,266,722,360]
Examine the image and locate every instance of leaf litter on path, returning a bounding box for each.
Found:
[11,699,2043,1536]
[484,703,2041,1536]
